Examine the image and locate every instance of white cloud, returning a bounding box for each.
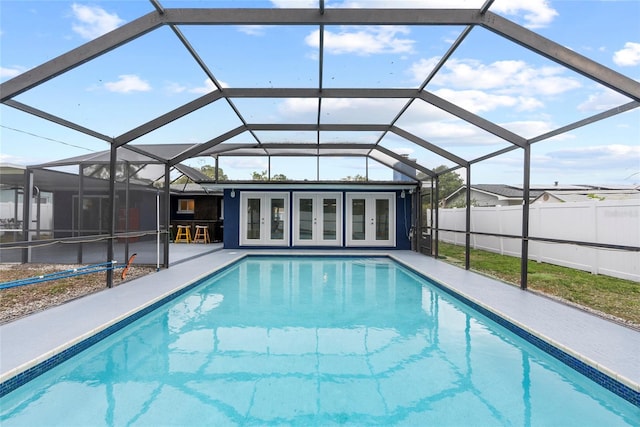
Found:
[237,25,266,36]
[306,26,414,55]
[578,88,632,112]
[189,79,217,94]
[498,120,557,139]
[404,120,483,142]
[277,0,557,29]
[71,3,124,40]
[409,57,581,114]
[432,88,544,114]
[164,79,228,95]
[225,157,268,170]
[325,1,503,9]
[104,74,151,93]
[189,78,229,94]
[423,58,581,97]
[278,98,316,115]
[165,82,187,94]
[278,98,406,123]
[271,0,317,7]
[613,42,640,67]
[394,147,415,156]
[550,144,640,160]
[491,0,558,29]
[1,66,22,79]
[0,152,24,164]
[538,145,640,178]
[409,57,440,80]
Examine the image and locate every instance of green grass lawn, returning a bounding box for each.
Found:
[437,242,640,327]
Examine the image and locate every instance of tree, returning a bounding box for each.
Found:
[251,170,268,181]
[342,174,367,182]
[251,170,288,181]
[200,165,228,181]
[434,165,463,201]
[173,165,227,184]
[418,165,464,202]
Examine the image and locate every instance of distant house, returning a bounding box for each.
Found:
[444,184,640,207]
[443,184,545,207]
[533,187,640,203]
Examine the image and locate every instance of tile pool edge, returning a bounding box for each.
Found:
[1,251,638,407]
[387,254,640,407]
[0,253,248,397]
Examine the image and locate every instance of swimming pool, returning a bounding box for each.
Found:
[1,256,638,425]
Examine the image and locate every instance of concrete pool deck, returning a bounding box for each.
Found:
[1,249,638,397]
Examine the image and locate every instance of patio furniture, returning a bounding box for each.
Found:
[175,225,192,243]
[193,225,210,244]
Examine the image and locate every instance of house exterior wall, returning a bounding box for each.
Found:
[446,189,502,207]
[223,188,412,250]
[533,193,564,204]
[170,194,223,242]
[170,195,222,222]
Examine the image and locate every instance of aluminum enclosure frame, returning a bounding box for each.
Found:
[2,2,639,289]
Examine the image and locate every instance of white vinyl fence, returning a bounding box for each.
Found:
[438,200,640,282]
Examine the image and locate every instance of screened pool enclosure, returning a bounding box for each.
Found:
[1,1,639,287]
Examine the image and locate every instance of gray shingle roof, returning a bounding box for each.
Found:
[468,184,545,199]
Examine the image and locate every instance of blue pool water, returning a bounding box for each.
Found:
[1,256,638,426]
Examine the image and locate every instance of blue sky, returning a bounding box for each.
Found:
[1,0,639,185]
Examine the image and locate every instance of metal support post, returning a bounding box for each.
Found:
[465,167,471,270]
[77,165,84,263]
[21,169,33,264]
[124,160,130,264]
[106,145,117,288]
[434,177,439,259]
[163,163,170,268]
[521,144,531,290]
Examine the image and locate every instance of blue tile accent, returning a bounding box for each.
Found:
[0,265,227,398]
[2,255,639,408]
[404,265,640,408]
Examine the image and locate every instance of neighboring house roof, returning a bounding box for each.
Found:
[472,184,545,199]
[445,184,545,203]
[445,184,640,205]
[533,189,640,203]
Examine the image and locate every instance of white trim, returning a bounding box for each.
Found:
[292,192,343,246]
[177,198,195,214]
[239,192,289,246]
[345,192,395,247]
[203,182,415,192]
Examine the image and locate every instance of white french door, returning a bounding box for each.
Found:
[345,193,395,247]
[240,192,289,246]
[293,193,342,246]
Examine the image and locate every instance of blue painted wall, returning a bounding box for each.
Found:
[223,188,412,250]
[396,191,412,250]
[223,189,240,248]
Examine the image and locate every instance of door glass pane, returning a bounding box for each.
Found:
[351,199,365,240]
[322,198,337,240]
[299,198,313,240]
[375,199,389,240]
[270,198,285,240]
[246,198,261,240]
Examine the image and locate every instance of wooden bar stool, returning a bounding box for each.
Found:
[174,225,192,243]
[193,225,210,244]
